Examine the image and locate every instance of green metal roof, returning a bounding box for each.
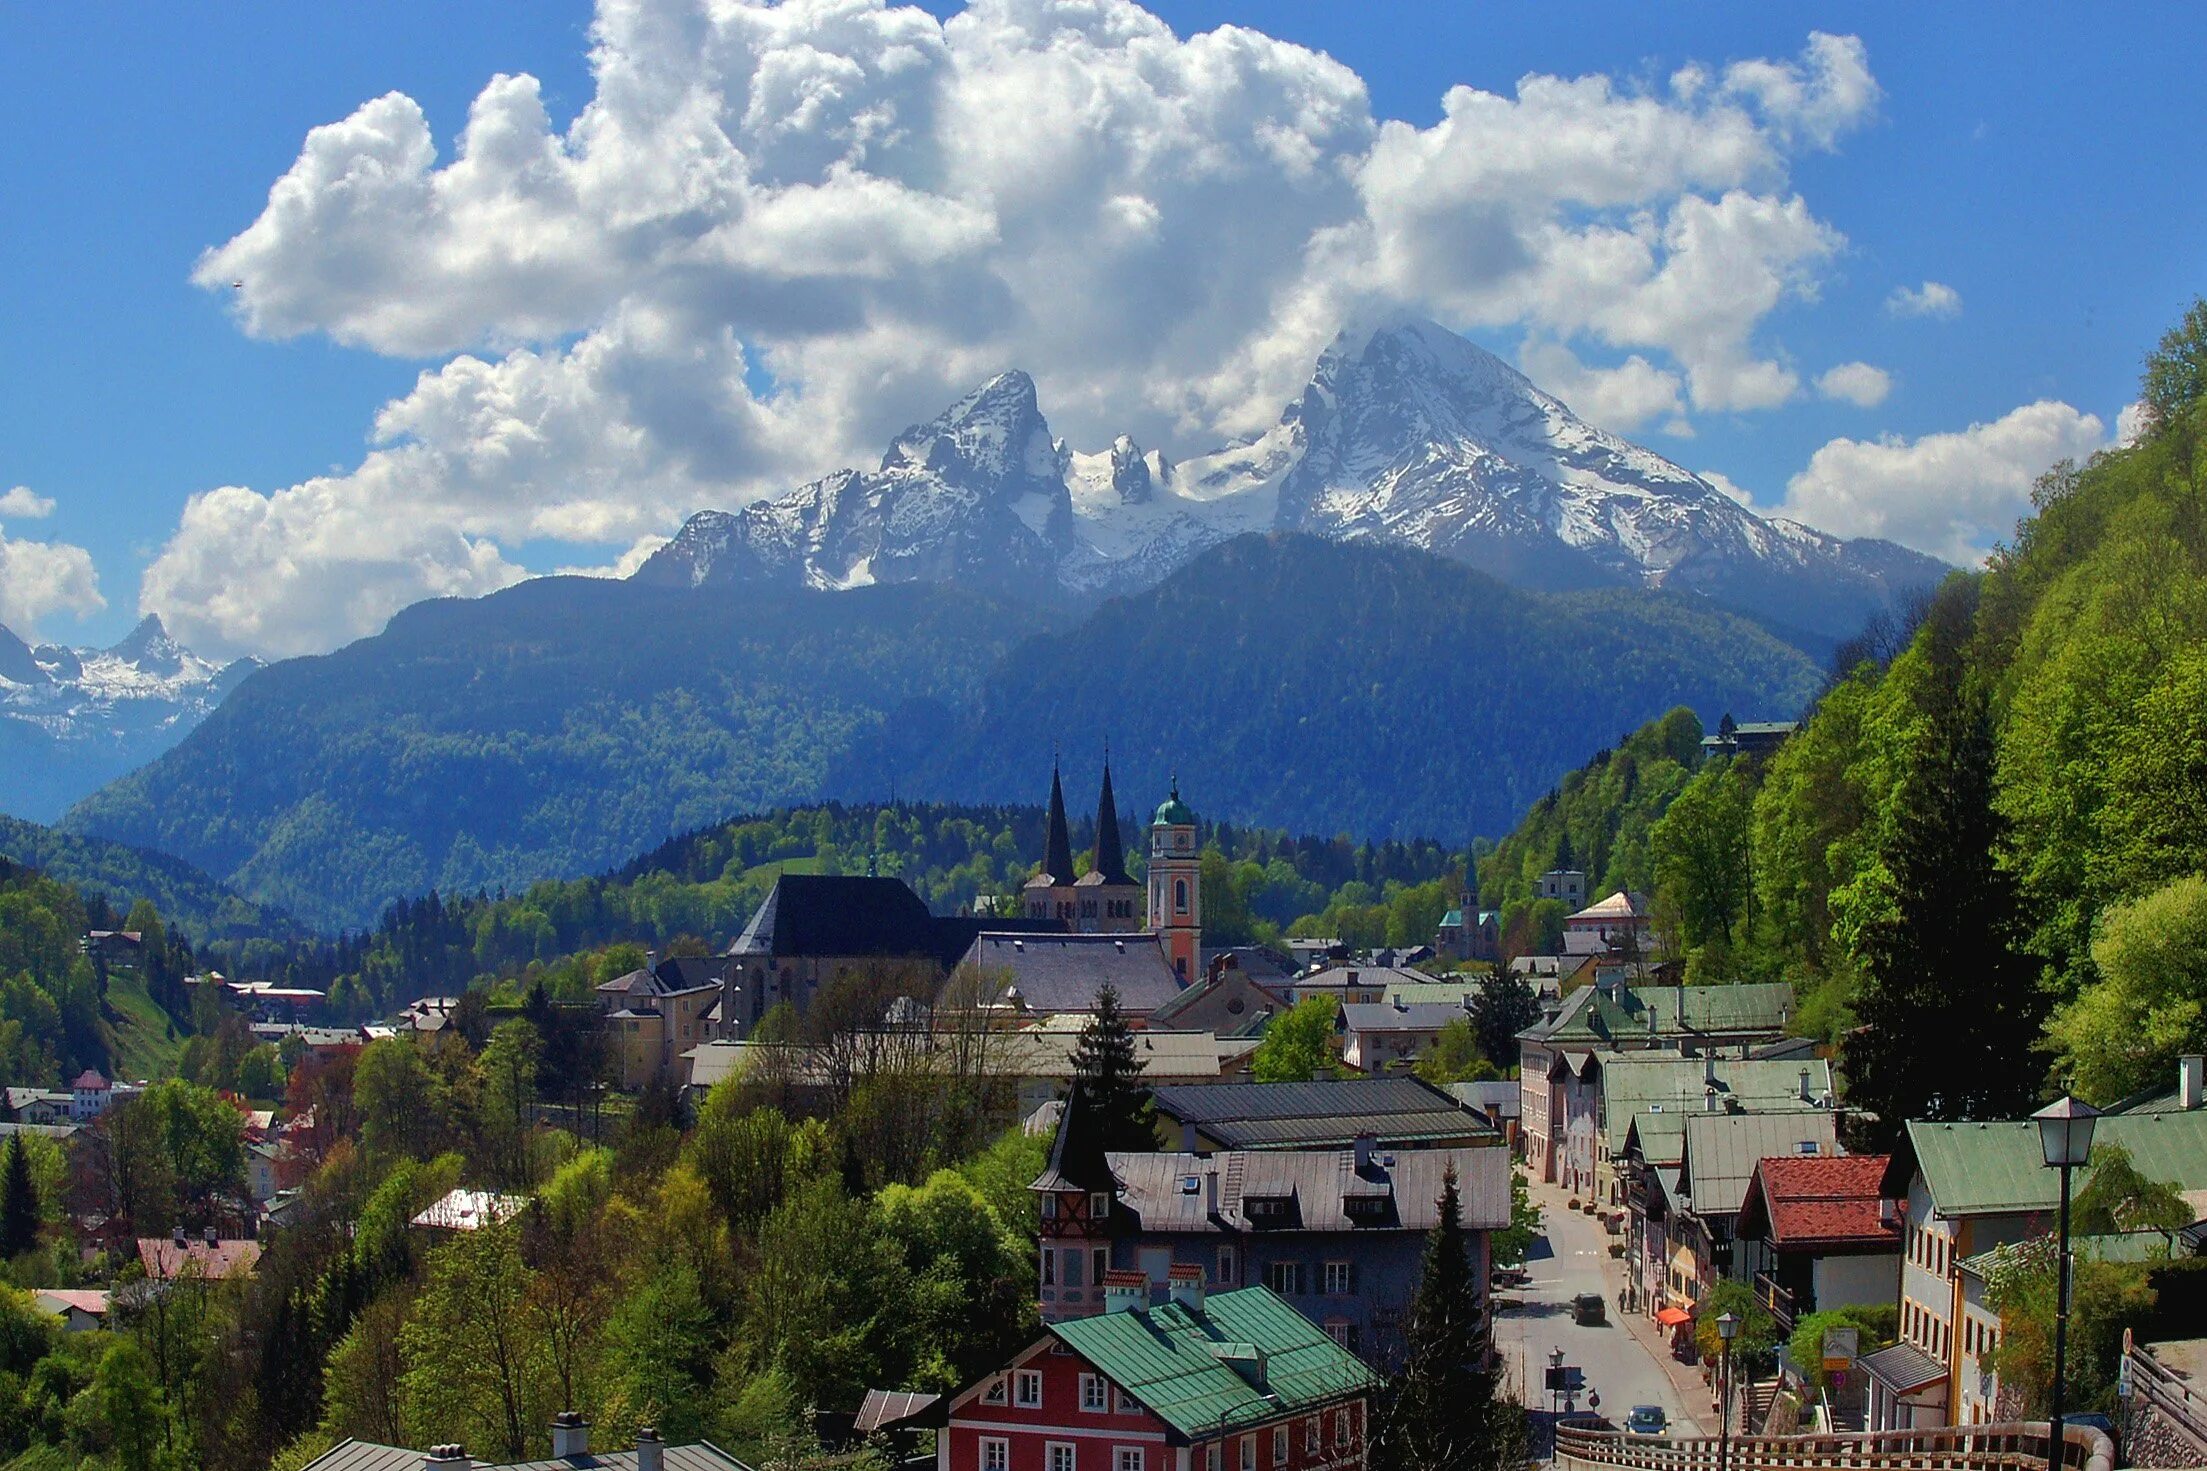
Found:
[1049,1287,1379,1439]
[1904,1110,2207,1217]
[1530,982,1796,1047]
[1153,779,1196,828]
[1957,1229,2177,1279]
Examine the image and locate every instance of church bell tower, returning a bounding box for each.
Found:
[1147,779,1200,984]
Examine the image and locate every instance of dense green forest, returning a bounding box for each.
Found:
[64,535,1819,933]
[1478,302,2207,1121]
[65,577,1046,931]
[0,815,294,944]
[230,800,1471,1020]
[891,533,1821,844]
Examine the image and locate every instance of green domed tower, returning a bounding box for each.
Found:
[1146,778,1201,983]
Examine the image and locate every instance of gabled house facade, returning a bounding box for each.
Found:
[942,1283,1379,1471]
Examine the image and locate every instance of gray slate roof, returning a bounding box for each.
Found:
[1858,1342,1945,1394]
[956,932,1183,1016]
[1150,1078,1491,1150]
[1108,1145,1511,1232]
[1340,1001,1473,1034]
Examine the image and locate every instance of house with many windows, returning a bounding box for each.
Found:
[1034,1088,1507,1365]
[941,1279,1379,1471]
[1871,1098,2207,1431]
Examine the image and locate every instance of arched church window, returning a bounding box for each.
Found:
[1174,879,1188,914]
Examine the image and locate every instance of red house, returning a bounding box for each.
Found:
[942,1274,1379,1471]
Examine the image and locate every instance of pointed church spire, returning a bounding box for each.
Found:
[1092,754,1131,884]
[1043,760,1075,883]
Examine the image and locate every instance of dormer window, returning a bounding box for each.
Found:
[1245,1196,1290,1222]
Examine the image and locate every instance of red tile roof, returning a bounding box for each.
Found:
[136,1237,263,1280]
[1738,1154,1899,1249]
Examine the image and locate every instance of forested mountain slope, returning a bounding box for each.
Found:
[67,535,1819,933]
[886,535,1821,843]
[65,577,1044,931]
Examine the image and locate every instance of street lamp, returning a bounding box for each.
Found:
[1716,1310,1739,1471]
[2035,1096,2100,1469]
[1550,1346,1566,1421]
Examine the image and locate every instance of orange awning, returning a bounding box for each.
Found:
[1654,1307,1691,1327]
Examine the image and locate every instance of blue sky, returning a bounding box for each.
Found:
[1,2,2200,654]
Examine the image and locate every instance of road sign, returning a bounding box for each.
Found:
[1822,1326,1858,1372]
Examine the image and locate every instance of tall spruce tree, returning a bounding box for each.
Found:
[1844,588,2045,1145]
[1378,1167,1516,1471]
[0,1134,39,1258]
[1071,985,1153,1151]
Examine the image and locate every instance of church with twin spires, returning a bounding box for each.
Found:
[1022,761,1202,983]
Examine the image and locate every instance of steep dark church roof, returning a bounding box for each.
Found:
[1032,763,1077,887]
[1078,761,1134,886]
[1032,1083,1122,1194]
[728,874,1058,971]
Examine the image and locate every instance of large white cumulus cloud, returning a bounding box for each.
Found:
[155,0,1883,656]
[1779,401,2109,565]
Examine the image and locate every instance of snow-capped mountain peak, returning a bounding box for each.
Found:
[1,617,260,821]
[637,317,1944,637]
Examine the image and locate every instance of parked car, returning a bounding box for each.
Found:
[1626,1406,1668,1437]
[1572,1293,1607,1325]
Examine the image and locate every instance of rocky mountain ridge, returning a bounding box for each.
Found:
[637,318,1946,640]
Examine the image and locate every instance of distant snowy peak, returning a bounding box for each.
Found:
[1,614,260,819]
[638,317,1946,637]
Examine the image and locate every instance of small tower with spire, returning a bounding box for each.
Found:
[1073,750,1142,933]
[1147,777,1201,983]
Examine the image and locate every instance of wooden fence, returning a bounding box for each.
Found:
[1554,1420,2115,1471]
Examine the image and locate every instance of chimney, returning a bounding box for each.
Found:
[1799,1068,1813,1103]
[1704,1086,1719,1113]
[1205,1170,1220,1216]
[172,1225,187,1249]
[1353,1132,1377,1173]
[2182,1055,2205,1111]
[551,1412,590,1458]
[1169,1262,1206,1311]
[1102,1268,1148,1315]
[424,1448,469,1469]
[1182,1121,1200,1152]
[205,1224,219,1247]
[1879,1197,1899,1229]
[1703,1053,1717,1086]
[635,1428,665,1471]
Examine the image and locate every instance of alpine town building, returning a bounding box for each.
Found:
[941,1279,1378,1471]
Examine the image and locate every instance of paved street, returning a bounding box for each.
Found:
[1493,1180,1707,1442]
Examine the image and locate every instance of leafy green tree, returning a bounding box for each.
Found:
[742,1177,911,1411]
[93,1337,167,1471]
[1378,1168,1516,1471]
[2141,295,2207,430]
[1489,1166,1541,1269]
[401,1225,549,1463]
[235,1042,284,1099]
[1072,985,1154,1150]
[1252,996,1344,1082]
[478,1019,544,1188]
[1694,1279,1781,1379]
[1652,758,1755,954]
[2049,874,2207,1103]
[601,1259,714,1444]
[134,1078,245,1221]
[1414,1019,1495,1085]
[354,1037,441,1160]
